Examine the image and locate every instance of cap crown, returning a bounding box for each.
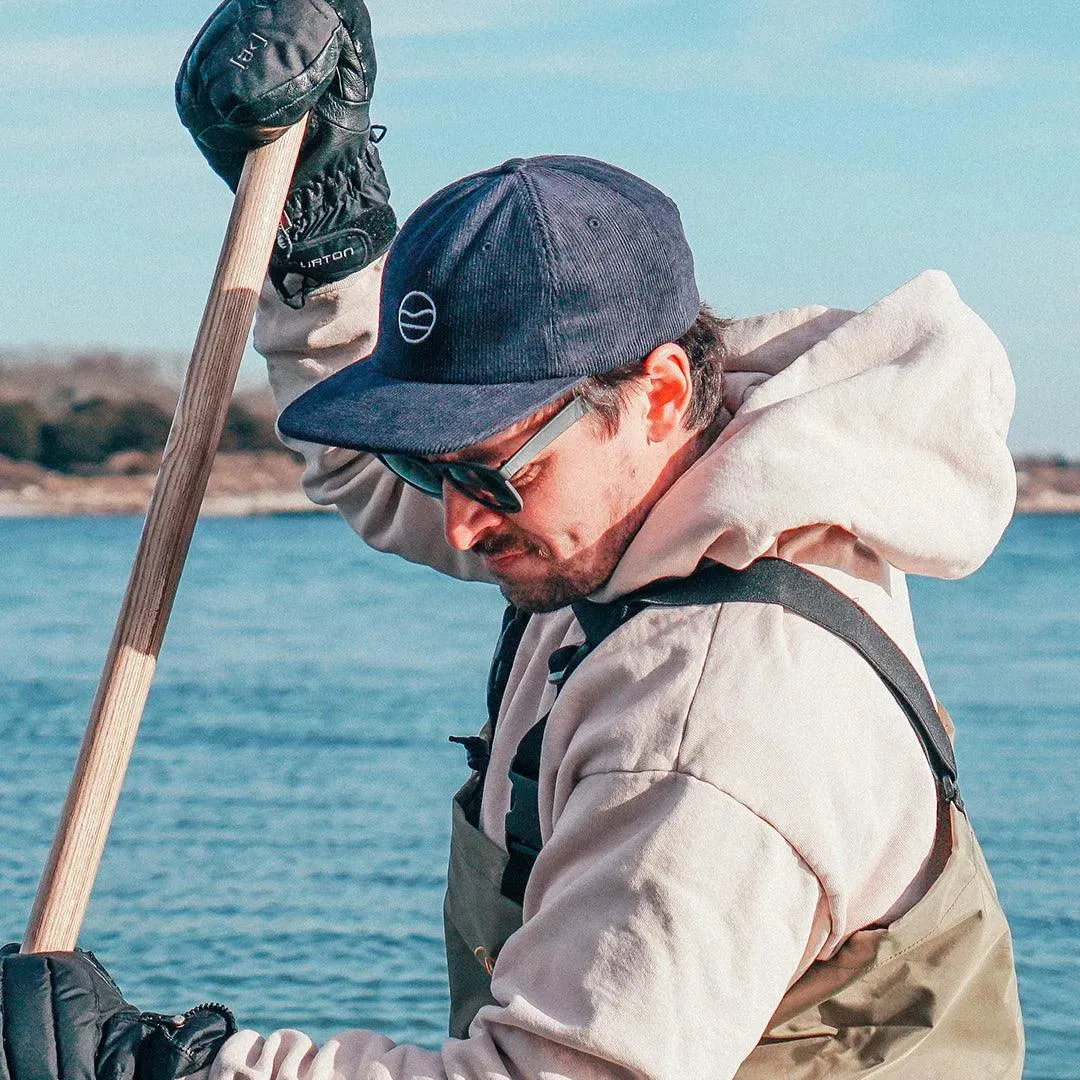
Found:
[374,155,700,385]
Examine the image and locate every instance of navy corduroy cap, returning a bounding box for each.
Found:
[278,155,700,455]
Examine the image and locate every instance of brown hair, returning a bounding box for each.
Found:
[576,302,730,438]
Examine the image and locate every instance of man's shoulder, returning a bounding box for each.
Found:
[545,571,939,936]
[552,564,934,805]
[548,579,902,780]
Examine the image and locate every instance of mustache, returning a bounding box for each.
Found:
[474,533,548,560]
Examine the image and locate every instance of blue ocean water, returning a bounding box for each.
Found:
[0,513,1076,1076]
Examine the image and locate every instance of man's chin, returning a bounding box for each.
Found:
[481,533,629,614]
[497,581,576,614]
[493,565,609,614]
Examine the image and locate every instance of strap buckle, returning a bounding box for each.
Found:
[940,774,964,811]
[449,734,490,774]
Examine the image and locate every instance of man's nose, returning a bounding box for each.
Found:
[443,482,504,551]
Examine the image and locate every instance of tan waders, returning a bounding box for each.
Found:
[442,559,1024,1076]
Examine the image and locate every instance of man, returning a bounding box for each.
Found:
[0,0,1024,1077]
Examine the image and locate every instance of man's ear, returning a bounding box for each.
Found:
[641,343,693,442]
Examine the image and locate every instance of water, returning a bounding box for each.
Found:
[0,513,1076,1076]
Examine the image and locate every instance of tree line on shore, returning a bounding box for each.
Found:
[0,396,279,473]
[0,351,282,473]
[0,350,1075,481]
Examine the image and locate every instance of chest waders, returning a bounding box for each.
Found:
[443,558,1024,1076]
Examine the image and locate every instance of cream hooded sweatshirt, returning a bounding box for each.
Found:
[212,268,1016,1080]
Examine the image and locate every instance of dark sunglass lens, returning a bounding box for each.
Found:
[380,454,445,496]
[448,464,522,513]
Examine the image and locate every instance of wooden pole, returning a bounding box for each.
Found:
[22,119,307,954]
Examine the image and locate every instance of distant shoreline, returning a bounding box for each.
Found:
[1,450,1078,517]
[2,354,1077,516]
[0,450,326,518]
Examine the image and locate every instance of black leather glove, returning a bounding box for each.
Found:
[0,946,235,1080]
[175,0,397,306]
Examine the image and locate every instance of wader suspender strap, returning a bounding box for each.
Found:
[450,605,530,778]
[498,557,962,905]
[488,605,532,725]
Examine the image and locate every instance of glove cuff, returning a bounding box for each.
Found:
[270,203,396,306]
[269,130,396,306]
[137,1003,237,1080]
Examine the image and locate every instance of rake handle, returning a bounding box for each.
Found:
[22,120,307,954]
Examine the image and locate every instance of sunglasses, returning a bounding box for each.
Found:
[377,395,590,513]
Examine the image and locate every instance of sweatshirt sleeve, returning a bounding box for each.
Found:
[209,770,822,1080]
[252,267,492,583]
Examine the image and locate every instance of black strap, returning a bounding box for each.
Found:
[502,647,572,903]
[499,557,962,905]
[487,605,531,728]
[450,605,531,781]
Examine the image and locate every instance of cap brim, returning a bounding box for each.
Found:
[277,358,582,456]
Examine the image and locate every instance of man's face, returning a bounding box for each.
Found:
[435,348,701,613]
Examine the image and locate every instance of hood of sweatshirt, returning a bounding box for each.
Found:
[594,270,1016,602]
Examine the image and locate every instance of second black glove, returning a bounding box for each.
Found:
[0,947,235,1080]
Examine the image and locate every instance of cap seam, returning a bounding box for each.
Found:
[516,167,560,374]
[616,185,685,309]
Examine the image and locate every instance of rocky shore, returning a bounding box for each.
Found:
[1014,458,1080,513]
[1,451,1077,517]
[0,450,320,517]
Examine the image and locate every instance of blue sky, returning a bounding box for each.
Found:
[3,0,1077,453]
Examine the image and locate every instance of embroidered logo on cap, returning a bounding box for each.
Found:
[398,291,437,344]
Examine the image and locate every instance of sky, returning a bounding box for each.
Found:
[2,0,1077,453]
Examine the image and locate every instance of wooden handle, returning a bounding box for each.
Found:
[22,119,307,954]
